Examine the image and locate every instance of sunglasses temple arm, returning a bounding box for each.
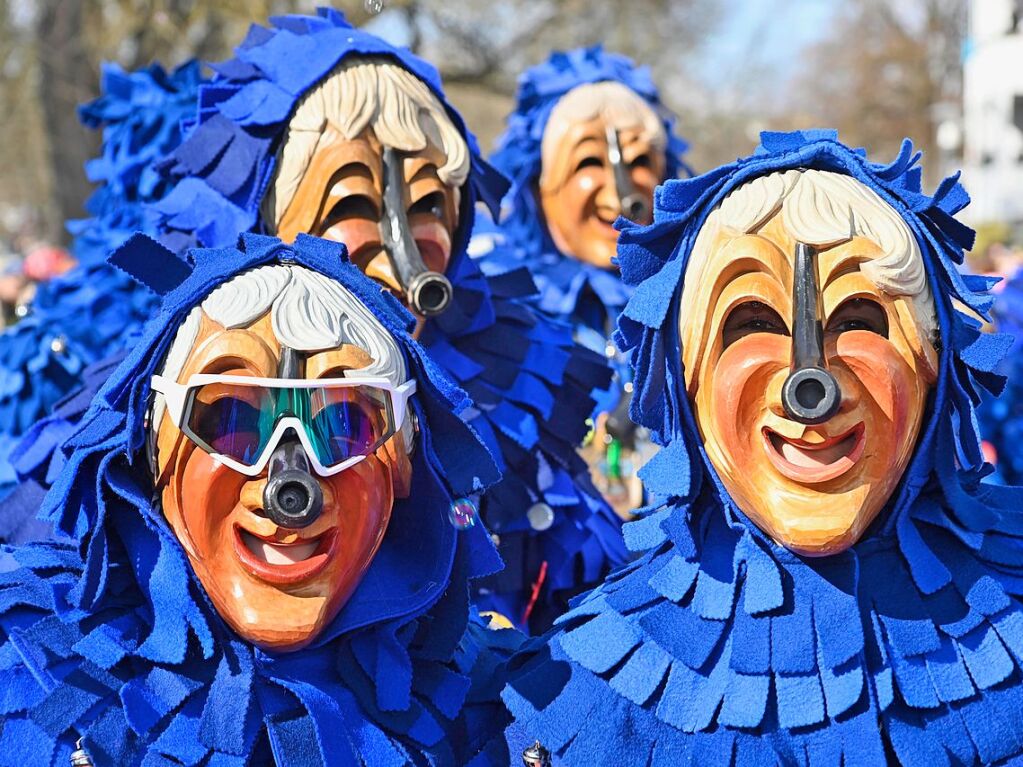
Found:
[150,375,188,427]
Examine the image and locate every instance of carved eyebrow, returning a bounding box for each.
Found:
[569,136,602,153]
[821,253,869,290]
[407,160,441,184]
[324,160,377,190]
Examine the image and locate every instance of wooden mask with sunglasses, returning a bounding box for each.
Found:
[152,307,414,652]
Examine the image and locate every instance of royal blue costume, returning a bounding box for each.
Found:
[0,61,202,542]
[144,10,623,632]
[976,268,1023,485]
[0,233,518,766]
[474,48,689,504]
[503,131,1023,766]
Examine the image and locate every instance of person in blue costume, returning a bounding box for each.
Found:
[0,232,519,766]
[503,130,1023,766]
[479,46,689,516]
[975,269,1023,485]
[0,61,203,543]
[147,9,622,633]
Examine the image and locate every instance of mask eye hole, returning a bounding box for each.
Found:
[630,153,652,170]
[826,297,888,338]
[722,300,790,348]
[319,194,381,235]
[575,156,603,172]
[408,191,446,220]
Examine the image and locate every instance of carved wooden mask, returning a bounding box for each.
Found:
[682,210,938,556]
[153,310,413,651]
[539,82,664,270]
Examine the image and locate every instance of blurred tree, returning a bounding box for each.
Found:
[779,0,966,185]
[0,0,970,244]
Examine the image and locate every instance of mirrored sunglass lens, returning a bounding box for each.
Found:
[307,386,391,466]
[187,384,276,465]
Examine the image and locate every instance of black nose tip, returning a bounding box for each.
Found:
[408,271,453,316]
[782,367,841,425]
[621,194,649,222]
[264,470,323,528]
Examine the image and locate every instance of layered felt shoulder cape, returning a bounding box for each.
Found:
[147,9,624,632]
[0,234,518,766]
[503,131,1023,766]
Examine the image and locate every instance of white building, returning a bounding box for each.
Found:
[963,0,1023,226]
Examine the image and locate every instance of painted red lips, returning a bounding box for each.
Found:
[233,524,338,585]
[762,422,866,484]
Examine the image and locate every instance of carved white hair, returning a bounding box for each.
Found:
[263,56,470,229]
[540,80,667,189]
[149,264,412,463]
[680,168,937,341]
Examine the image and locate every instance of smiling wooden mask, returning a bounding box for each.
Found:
[679,169,939,556]
[539,81,666,270]
[267,57,467,320]
[150,265,413,651]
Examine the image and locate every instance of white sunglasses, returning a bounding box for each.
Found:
[151,373,417,477]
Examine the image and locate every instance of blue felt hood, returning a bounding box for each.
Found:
[154,6,508,261]
[613,129,1011,529]
[489,45,689,264]
[502,131,1023,767]
[52,231,503,631]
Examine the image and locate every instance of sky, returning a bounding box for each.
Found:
[692,0,840,104]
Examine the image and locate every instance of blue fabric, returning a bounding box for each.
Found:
[0,61,203,535]
[502,130,1023,765]
[0,234,518,765]
[976,267,1023,485]
[148,9,624,633]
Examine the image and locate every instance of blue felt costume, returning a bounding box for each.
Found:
[0,61,203,543]
[976,268,1023,485]
[146,9,623,632]
[503,131,1023,766]
[0,233,519,766]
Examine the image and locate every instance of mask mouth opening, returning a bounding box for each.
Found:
[762,422,866,485]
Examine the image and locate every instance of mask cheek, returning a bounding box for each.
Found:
[321,218,380,261]
[171,445,246,564]
[835,334,925,459]
[701,337,788,480]
[319,457,394,613]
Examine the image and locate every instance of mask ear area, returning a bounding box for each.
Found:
[384,427,414,499]
[894,299,939,385]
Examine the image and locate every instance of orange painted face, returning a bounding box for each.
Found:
[154,311,412,651]
[274,127,459,312]
[539,117,662,270]
[683,213,938,556]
